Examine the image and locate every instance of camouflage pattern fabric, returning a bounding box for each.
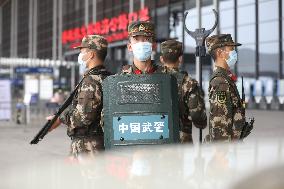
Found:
[120,63,162,75]
[161,66,207,143]
[70,136,104,157]
[206,34,241,54]
[160,40,183,57]
[73,35,108,52]
[59,65,110,157]
[207,66,245,142]
[128,21,155,38]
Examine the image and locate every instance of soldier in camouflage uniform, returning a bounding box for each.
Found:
[47,35,111,157]
[205,34,245,142]
[121,21,162,74]
[160,39,207,143]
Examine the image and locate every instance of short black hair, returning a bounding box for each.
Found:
[95,50,107,62]
[209,47,225,61]
[89,49,107,62]
[161,53,182,64]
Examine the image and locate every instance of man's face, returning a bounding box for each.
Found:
[127,35,156,52]
[80,48,93,62]
[217,46,235,60]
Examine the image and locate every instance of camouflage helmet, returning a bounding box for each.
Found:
[74,35,108,52]
[161,39,183,57]
[206,34,241,54]
[128,21,155,38]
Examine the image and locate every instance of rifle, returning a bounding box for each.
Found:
[242,77,245,109]
[30,68,99,144]
[30,79,84,144]
[240,76,254,139]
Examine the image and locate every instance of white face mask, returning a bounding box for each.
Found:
[224,50,238,69]
[78,52,91,70]
[79,63,86,75]
[131,42,152,62]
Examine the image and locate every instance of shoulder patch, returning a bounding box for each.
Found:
[216,91,227,104]
[211,76,227,86]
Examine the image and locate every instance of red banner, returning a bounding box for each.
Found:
[62,7,150,48]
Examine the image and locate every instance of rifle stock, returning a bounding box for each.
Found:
[29,74,89,144]
[29,68,107,145]
[30,95,73,144]
[30,118,56,144]
[239,76,254,139]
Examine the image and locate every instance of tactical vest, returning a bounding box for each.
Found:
[69,68,112,138]
[172,71,187,116]
[209,70,243,139]
[210,70,242,108]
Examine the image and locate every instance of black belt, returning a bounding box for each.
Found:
[70,127,103,139]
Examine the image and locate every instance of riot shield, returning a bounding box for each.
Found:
[103,73,180,149]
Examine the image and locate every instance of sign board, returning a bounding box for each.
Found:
[24,75,39,99]
[0,80,11,120]
[113,114,169,141]
[15,67,53,74]
[62,7,150,48]
[39,75,53,100]
[103,74,180,149]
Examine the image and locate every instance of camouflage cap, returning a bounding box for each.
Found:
[161,39,183,57]
[74,35,108,51]
[128,21,155,38]
[206,34,241,53]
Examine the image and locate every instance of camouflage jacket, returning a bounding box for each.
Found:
[120,62,162,75]
[208,66,245,142]
[161,66,207,136]
[59,65,110,137]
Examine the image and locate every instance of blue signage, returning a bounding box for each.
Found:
[15,67,53,74]
[113,114,169,141]
[11,79,24,86]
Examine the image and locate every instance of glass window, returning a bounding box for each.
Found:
[169,2,184,41]
[183,8,197,54]
[156,6,169,40]
[219,0,234,31]
[259,42,279,77]
[17,0,29,58]
[238,44,256,75]
[144,0,155,10]
[282,4,284,77]
[238,0,255,6]
[282,51,284,77]
[201,3,215,31]
[37,0,53,59]
[238,25,255,45]
[219,8,234,29]
[221,28,234,39]
[219,0,234,9]
[2,1,11,57]
[282,52,284,77]
[259,0,278,22]
[238,4,255,26]
[259,21,278,42]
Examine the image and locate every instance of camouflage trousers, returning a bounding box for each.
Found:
[69,136,104,158]
[180,131,193,144]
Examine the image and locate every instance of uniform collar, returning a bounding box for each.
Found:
[215,66,237,82]
[228,70,238,82]
[84,65,105,76]
[132,62,157,75]
[163,65,179,73]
